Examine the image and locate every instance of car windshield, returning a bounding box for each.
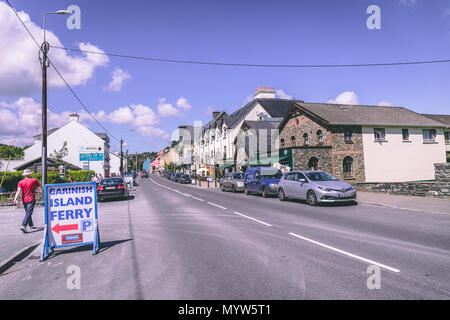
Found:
[261,168,283,179]
[182,174,189,178]
[101,178,124,185]
[232,173,244,179]
[305,172,338,181]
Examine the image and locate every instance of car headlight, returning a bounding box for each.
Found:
[269,183,277,189]
[318,186,332,192]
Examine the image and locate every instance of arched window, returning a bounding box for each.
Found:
[308,157,318,171]
[280,138,285,148]
[343,156,353,178]
[290,136,296,146]
[303,133,309,146]
[317,130,323,144]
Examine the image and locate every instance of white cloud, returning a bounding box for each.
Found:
[327,91,359,105]
[176,97,192,111]
[0,2,108,97]
[378,101,394,107]
[107,106,135,124]
[276,89,293,100]
[103,68,131,92]
[157,98,181,117]
[136,126,169,139]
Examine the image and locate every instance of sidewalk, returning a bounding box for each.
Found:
[357,192,449,215]
[0,206,44,268]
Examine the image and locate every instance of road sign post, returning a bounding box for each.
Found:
[40,181,100,261]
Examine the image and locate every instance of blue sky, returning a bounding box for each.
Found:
[1,0,450,153]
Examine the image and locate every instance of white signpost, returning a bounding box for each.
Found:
[40,181,100,261]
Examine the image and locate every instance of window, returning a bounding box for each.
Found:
[280,138,285,148]
[402,129,410,141]
[308,157,318,171]
[344,129,352,143]
[422,129,437,143]
[374,128,386,141]
[223,127,227,139]
[291,136,296,146]
[445,131,450,144]
[285,173,295,181]
[303,133,309,146]
[343,157,353,178]
[317,130,323,144]
[295,173,307,181]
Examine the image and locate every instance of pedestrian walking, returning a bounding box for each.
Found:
[13,169,42,233]
[68,175,74,183]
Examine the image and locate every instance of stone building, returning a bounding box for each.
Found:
[279,102,447,183]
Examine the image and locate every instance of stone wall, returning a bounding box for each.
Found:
[353,163,450,199]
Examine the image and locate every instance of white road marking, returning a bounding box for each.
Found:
[191,196,204,202]
[207,202,227,210]
[288,232,400,273]
[233,211,272,227]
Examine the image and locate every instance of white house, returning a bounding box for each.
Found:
[14,113,123,176]
[193,87,293,174]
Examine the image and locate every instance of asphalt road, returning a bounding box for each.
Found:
[0,173,449,299]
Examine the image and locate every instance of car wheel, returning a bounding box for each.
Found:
[262,187,268,198]
[278,188,286,201]
[220,184,225,192]
[232,185,236,193]
[307,190,318,206]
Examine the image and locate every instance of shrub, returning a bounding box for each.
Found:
[66,170,95,182]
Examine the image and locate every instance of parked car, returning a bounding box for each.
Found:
[141,171,149,178]
[277,171,357,206]
[172,173,181,182]
[244,167,283,197]
[220,172,245,192]
[97,177,129,201]
[179,174,192,184]
[166,172,173,179]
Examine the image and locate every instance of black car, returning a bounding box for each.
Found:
[173,173,182,182]
[179,174,191,184]
[141,171,149,178]
[97,177,129,201]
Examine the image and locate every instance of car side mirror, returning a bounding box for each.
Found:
[298,178,306,183]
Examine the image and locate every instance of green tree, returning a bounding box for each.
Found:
[50,141,68,161]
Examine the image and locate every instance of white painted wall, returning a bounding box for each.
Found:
[22,119,110,175]
[362,126,447,182]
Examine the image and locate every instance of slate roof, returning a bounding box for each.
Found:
[421,114,450,127]
[288,102,447,128]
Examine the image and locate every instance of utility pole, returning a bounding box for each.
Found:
[40,40,48,186]
[41,10,69,185]
[135,152,138,172]
[120,138,123,177]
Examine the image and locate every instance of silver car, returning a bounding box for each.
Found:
[277,171,357,206]
[220,172,245,192]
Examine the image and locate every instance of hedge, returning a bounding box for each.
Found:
[0,170,95,192]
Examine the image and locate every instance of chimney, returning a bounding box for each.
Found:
[212,111,220,120]
[254,86,276,99]
[69,113,79,122]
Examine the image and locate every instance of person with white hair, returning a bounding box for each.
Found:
[13,169,42,233]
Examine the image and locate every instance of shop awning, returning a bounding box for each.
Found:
[219,163,235,169]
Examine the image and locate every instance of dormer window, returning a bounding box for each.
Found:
[344,129,353,143]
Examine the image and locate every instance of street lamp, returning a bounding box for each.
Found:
[40,10,69,186]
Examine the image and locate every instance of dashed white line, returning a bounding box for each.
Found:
[233,211,272,227]
[288,232,400,273]
[207,202,227,210]
[191,196,204,202]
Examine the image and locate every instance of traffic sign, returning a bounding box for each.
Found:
[40,181,100,261]
[79,145,102,153]
[79,153,104,161]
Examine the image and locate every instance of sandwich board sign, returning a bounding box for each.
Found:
[40,181,100,261]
